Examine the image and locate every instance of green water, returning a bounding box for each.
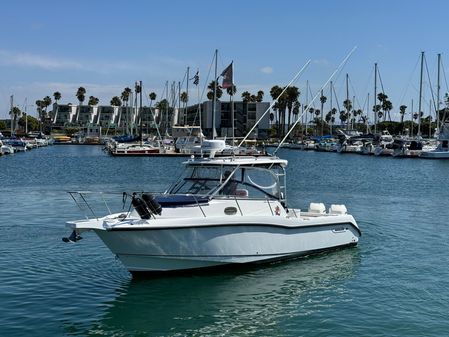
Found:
[0,145,448,336]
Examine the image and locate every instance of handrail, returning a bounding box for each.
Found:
[234,196,243,216]
[193,194,207,218]
[68,191,282,220]
[266,198,274,216]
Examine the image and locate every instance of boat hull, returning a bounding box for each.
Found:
[94,219,360,273]
[420,151,449,159]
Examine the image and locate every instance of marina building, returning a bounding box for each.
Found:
[49,100,271,139]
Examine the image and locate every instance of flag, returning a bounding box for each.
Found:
[220,62,233,89]
[190,71,199,86]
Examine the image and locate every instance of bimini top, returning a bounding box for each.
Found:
[183,155,288,168]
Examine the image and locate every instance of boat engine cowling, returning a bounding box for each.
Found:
[142,193,162,215]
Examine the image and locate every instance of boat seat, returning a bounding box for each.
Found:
[328,204,347,215]
[308,202,326,214]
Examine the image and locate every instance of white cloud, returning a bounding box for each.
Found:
[0,50,84,70]
[260,66,273,74]
[312,58,331,67]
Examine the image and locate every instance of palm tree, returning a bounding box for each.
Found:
[10,106,21,132]
[285,86,300,133]
[148,92,157,129]
[319,94,327,136]
[35,99,44,131]
[88,96,99,106]
[75,87,86,123]
[53,91,61,103]
[241,91,251,102]
[109,96,122,134]
[256,90,264,102]
[270,85,283,138]
[227,85,237,97]
[377,93,393,122]
[343,99,352,129]
[120,87,132,133]
[42,96,52,112]
[110,96,122,107]
[52,92,61,123]
[180,91,188,125]
[383,99,393,122]
[149,92,157,103]
[339,111,348,125]
[41,96,52,128]
[399,105,407,124]
[207,80,223,100]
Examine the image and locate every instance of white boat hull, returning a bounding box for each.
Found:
[91,216,360,273]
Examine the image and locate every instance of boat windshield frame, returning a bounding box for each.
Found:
[165,162,286,202]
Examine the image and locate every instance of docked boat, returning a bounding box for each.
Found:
[5,139,27,152]
[392,139,423,158]
[65,149,361,275]
[109,142,160,156]
[421,122,449,159]
[0,140,14,155]
[373,130,394,156]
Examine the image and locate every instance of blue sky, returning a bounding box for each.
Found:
[1,0,448,121]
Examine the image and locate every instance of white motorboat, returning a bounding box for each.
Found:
[0,140,15,154]
[65,150,361,275]
[392,139,423,158]
[109,142,160,156]
[421,122,449,159]
[373,130,394,156]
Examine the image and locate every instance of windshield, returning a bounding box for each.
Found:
[167,164,281,199]
[168,166,223,195]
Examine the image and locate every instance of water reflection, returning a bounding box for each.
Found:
[82,249,360,336]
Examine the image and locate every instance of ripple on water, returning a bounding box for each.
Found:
[1,146,449,336]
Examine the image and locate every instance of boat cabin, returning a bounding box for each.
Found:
[165,156,288,204]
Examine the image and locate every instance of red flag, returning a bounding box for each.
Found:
[221,62,233,89]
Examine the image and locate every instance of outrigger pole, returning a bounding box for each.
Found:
[238,60,312,147]
[273,46,357,155]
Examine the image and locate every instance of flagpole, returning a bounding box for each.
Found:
[231,62,234,145]
[231,88,235,145]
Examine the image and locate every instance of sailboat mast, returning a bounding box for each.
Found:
[436,53,441,132]
[374,63,377,134]
[10,95,13,135]
[429,99,432,138]
[186,67,189,126]
[139,81,143,145]
[212,49,218,139]
[346,73,350,130]
[411,99,414,138]
[178,81,181,125]
[367,93,370,133]
[418,51,424,137]
[329,81,333,135]
[24,97,28,134]
[305,80,309,135]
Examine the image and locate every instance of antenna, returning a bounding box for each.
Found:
[273,46,357,155]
